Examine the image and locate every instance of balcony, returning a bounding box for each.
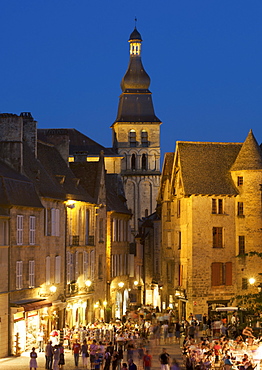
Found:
[67,281,78,295]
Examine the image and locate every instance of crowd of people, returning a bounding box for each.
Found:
[28,311,262,370]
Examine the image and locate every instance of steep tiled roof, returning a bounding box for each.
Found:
[38,128,117,157]
[23,141,94,202]
[105,174,131,215]
[69,161,100,203]
[177,142,242,196]
[0,160,43,208]
[230,130,262,171]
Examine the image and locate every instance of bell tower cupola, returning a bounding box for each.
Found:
[111,25,162,235]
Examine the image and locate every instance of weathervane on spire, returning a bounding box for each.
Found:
[134,17,137,28]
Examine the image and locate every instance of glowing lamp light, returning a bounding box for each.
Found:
[134,281,138,286]
[103,301,107,307]
[85,280,92,287]
[66,200,76,209]
[249,278,256,285]
[50,285,57,293]
[118,282,124,288]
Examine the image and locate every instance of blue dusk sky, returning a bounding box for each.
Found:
[1,1,262,159]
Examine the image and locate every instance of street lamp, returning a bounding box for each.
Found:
[249,278,256,285]
[118,282,124,288]
[85,280,92,287]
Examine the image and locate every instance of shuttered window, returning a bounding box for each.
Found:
[16,261,23,290]
[211,262,232,286]
[55,255,61,284]
[29,216,36,245]
[17,215,23,245]
[29,260,35,288]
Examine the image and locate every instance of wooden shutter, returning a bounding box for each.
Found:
[211,262,222,286]
[55,255,61,284]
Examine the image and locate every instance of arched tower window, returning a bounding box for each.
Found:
[142,154,147,170]
[129,130,136,147]
[141,130,148,147]
[131,154,136,170]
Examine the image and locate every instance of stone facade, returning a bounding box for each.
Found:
[158,132,262,319]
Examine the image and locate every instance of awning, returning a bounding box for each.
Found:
[10,299,52,312]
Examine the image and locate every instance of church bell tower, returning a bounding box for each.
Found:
[111,27,162,234]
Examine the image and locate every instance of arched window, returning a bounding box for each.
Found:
[131,154,136,170]
[142,154,147,170]
[129,130,136,147]
[141,130,148,147]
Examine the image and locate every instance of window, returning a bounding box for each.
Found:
[177,200,181,218]
[213,227,223,248]
[51,208,60,236]
[67,252,74,283]
[211,262,232,286]
[99,219,103,242]
[85,209,90,245]
[141,154,147,170]
[29,216,36,245]
[242,278,248,290]
[17,215,23,245]
[237,176,243,186]
[129,130,136,147]
[166,202,171,221]
[29,260,35,288]
[141,130,148,147]
[16,261,23,290]
[131,154,136,170]
[55,255,61,284]
[0,219,8,245]
[178,231,181,250]
[178,264,183,286]
[98,254,103,279]
[167,231,171,248]
[237,202,244,216]
[83,251,89,280]
[90,250,95,280]
[212,199,223,214]
[239,236,245,255]
[46,256,51,285]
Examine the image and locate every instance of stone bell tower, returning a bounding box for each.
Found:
[111,27,162,235]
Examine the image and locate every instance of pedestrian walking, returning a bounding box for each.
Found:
[29,347,38,370]
[81,339,89,368]
[159,348,170,370]
[53,345,60,370]
[128,358,137,370]
[143,350,152,370]
[72,339,81,367]
[58,343,65,369]
[45,341,54,370]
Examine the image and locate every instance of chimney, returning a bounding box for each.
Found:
[20,112,37,158]
[0,113,23,173]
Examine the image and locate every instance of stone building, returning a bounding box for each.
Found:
[158,130,262,318]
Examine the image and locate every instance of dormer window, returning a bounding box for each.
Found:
[129,130,136,147]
